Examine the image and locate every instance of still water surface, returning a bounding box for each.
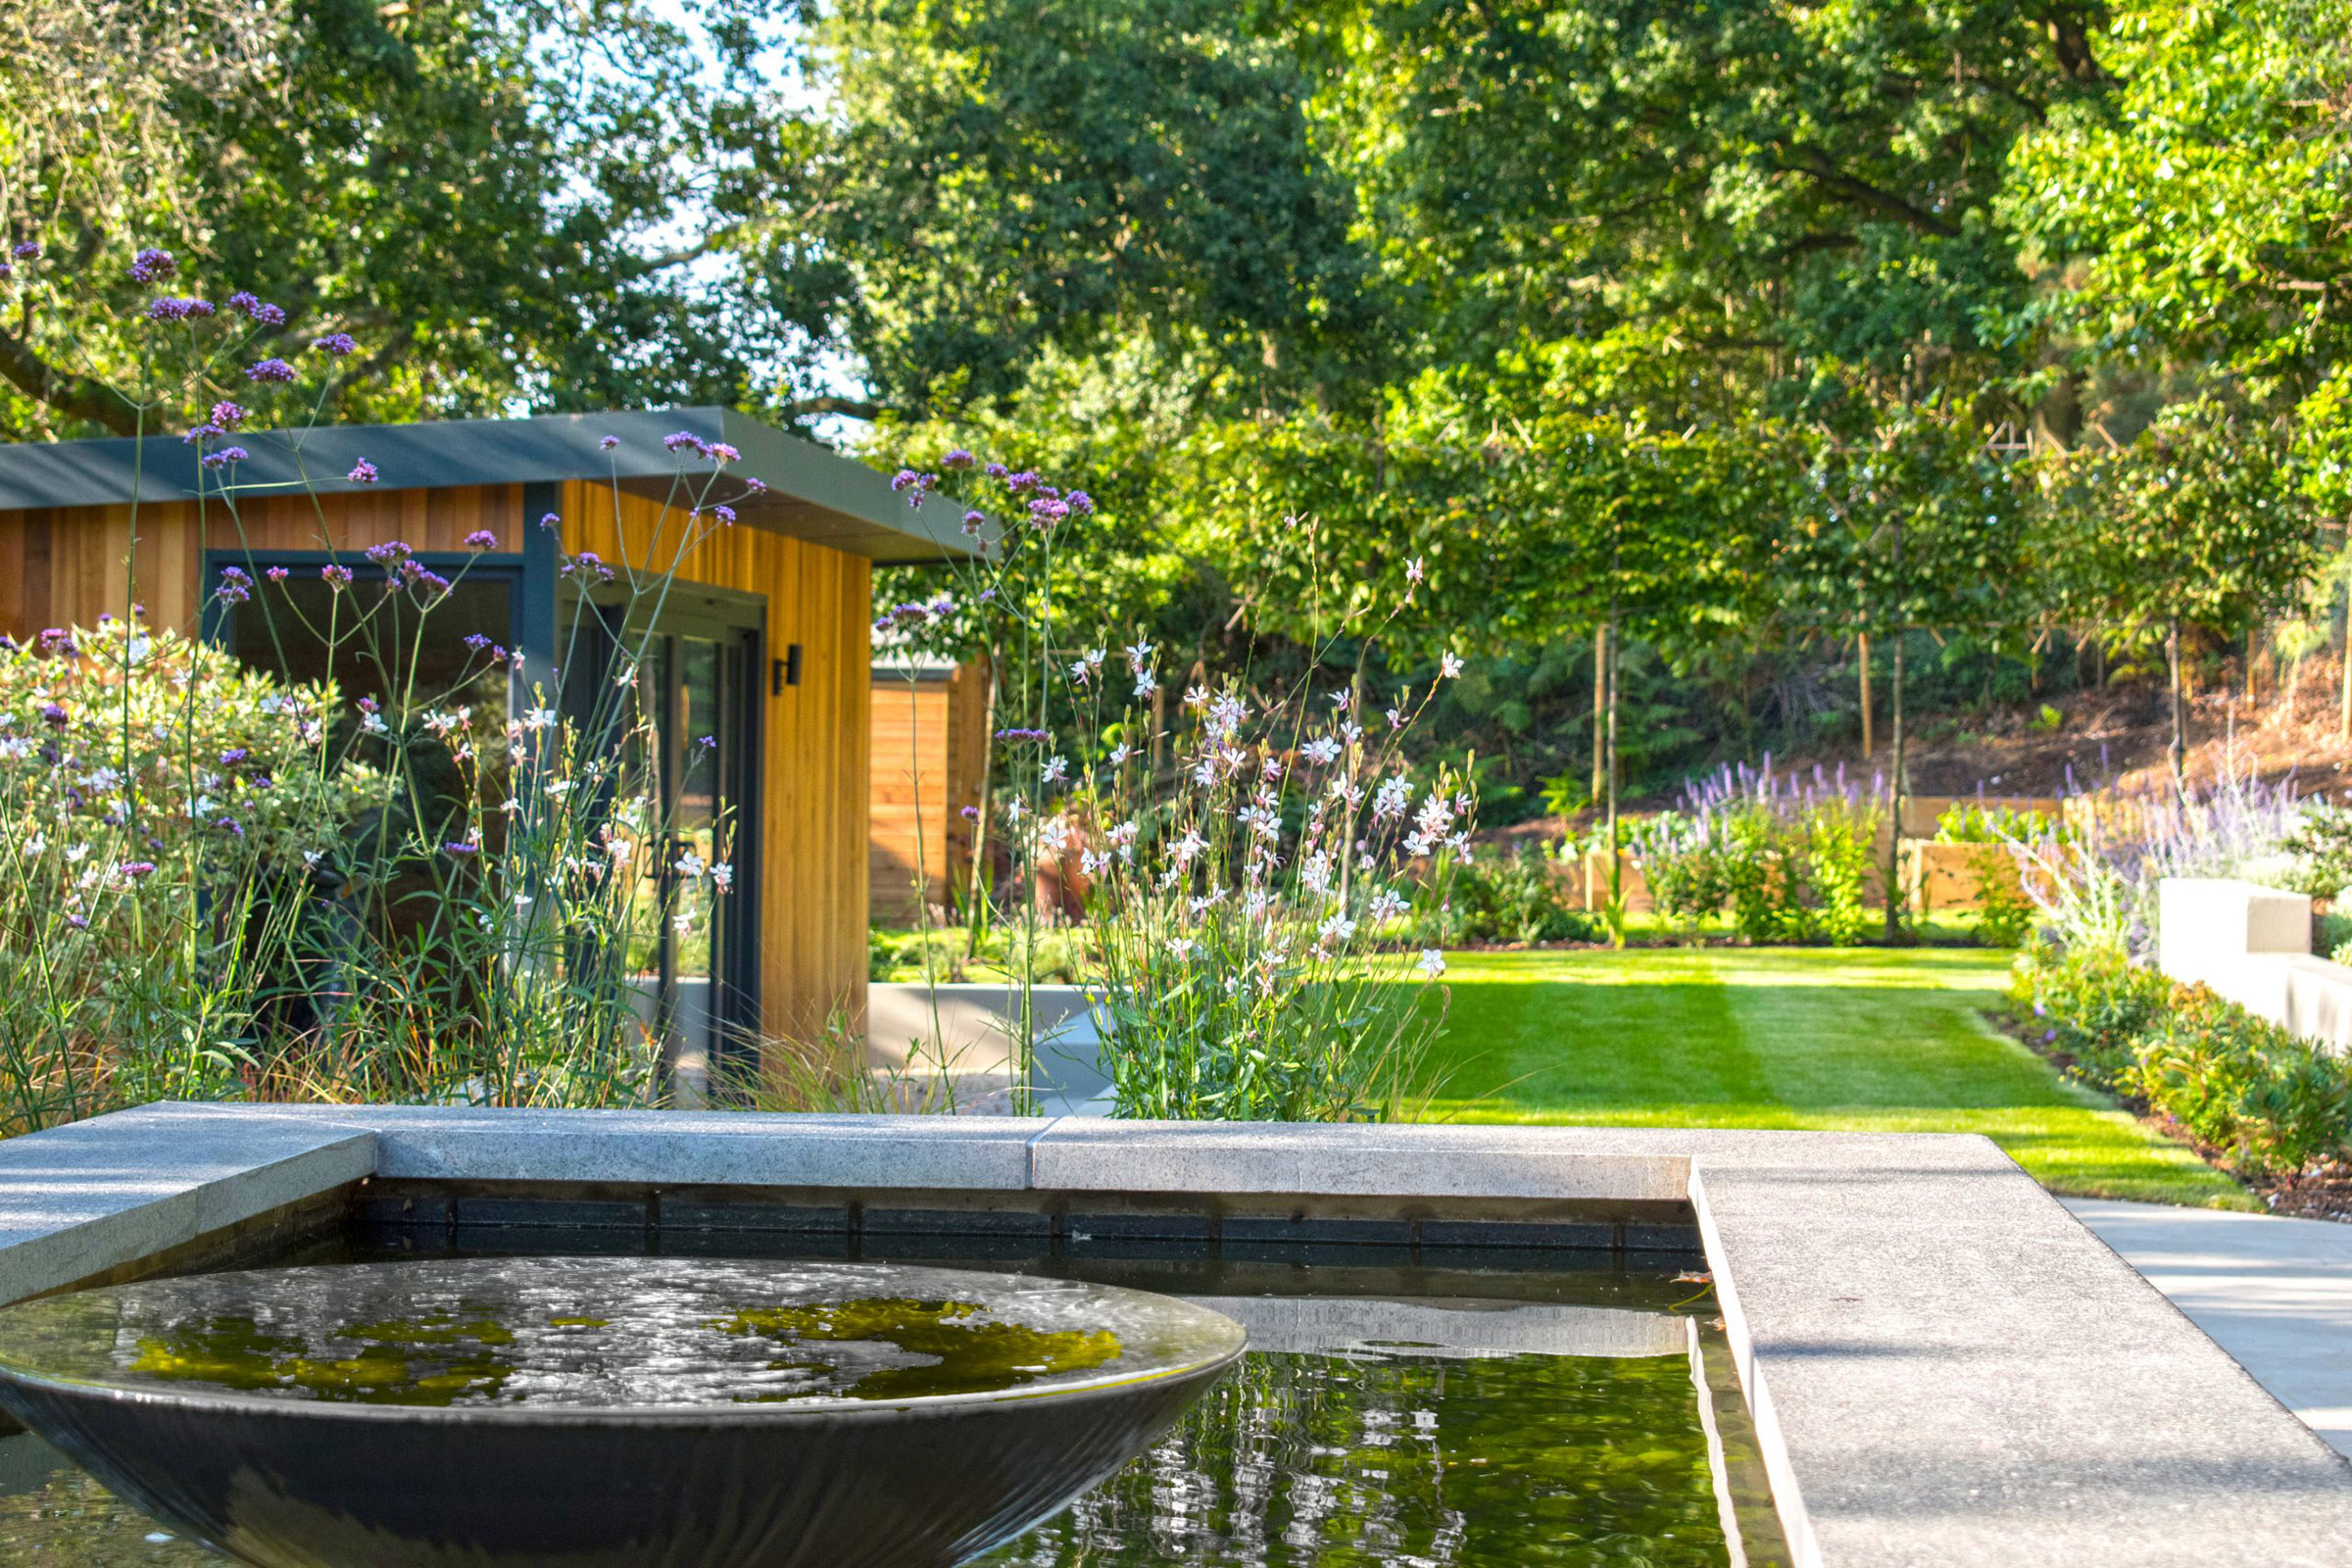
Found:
[0,1239,1766,1568]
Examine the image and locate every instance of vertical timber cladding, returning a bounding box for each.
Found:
[868,659,989,925]
[562,481,871,1045]
[0,486,526,638]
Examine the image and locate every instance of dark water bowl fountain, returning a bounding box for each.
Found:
[0,1257,1247,1568]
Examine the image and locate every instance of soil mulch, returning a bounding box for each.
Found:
[2248,1164,2352,1223]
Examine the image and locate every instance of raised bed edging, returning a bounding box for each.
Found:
[2,1103,2348,1568]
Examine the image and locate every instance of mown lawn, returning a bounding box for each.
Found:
[1425,947,2256,1209]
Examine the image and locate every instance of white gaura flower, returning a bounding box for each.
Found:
[1085,647,1105,668]
[1042,755,1069,783]
[1125,640,1154,666]
[522,708,557,730]
[711,862,734,892]
[361,710,389,736]
[1316,912,1356,947]
[1416,949,1447,978]
[1301,736,1342,765]
[1107,741,1133,767]
[674,850,706,878]
[1440,651,1465,679]
[1133,668,1155,698]
[1369,888,1408,923]
[1182,685,1209,710]
[1373,777,1412,819]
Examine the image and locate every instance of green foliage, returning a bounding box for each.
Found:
[1934,804,2057,844]
[2,0,798,437]
[1424,845,1599,948]
[1629,785,1882,947]
[1968,846,2037,950]
[2011,944,2352,1178]
[2278,807,2352,900]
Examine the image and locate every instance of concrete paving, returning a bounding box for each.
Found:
[2065,1198,2352,1457]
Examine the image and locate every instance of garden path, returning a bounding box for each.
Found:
[2065,1198,2352,1458]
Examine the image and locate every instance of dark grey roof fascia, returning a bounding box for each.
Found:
[0,407,979,565]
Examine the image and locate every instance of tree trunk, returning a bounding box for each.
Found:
[1604,612,1623,948]
[1591,622,1608,811]
[1884,633,1907,945]
[2169,615,2188,798]
[1858,632,1874,760]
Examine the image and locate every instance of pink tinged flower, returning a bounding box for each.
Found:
[346,458,378,484]
[1405,557,1425,584]
[244,358,296,382]
[320,564,353,590]
[1440,652,1465,678]
[265,566,289,583]
[464,529,498,550]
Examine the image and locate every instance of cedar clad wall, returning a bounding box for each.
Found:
[0,481,871,1045]
[0,485,525,635]
[868,660,987,925]
[563,482,870,1044]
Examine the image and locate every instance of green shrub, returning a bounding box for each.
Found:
[2010,942,2173,1090]
[2137,990,2352,1177]
[2279,805,2352,899]
[1426,843,1598,946]
[1968,844,2035,948]
[2011,943,2352,1177]
[1633,783,1881,947]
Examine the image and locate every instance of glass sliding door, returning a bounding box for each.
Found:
[637,627,760,1102]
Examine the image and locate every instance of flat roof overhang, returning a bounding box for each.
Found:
[0,407,980,565]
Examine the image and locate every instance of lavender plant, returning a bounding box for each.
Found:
[1629,760,1885,946]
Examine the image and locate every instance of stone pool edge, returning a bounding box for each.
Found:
[2,1102,2347,1568]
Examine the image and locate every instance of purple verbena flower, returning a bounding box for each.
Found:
[145,297,215,323]
[244,358,296,383]
[463,529,499,550]
[39,703,67,729]
[180,424,224,446]
[346,458,378,484]
[320,564,353,590]
[200,446,249,471]
[363,540,412,566]
[943,449,975,470]
[464,633,492,653]
[219,748,249,765]
[214,565,253,603]
[744,475,767,495]
[711,505,735,524]
[226,292,286,326]
[539,512,561,530]
[128,248,176,285]
[598,434,619,451]
[663,430,707,456]
[443,841,479,857]
[121,861,156,878]
[984,462,1008,480]
[9,242,37,261]
[265,566,289,583]
[706,441,740,464]
[211,401,247,430]
[312,333,356,357]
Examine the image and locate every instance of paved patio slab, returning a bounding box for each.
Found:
[2066,1198,2352,1458]
[0,1103,2345,1567]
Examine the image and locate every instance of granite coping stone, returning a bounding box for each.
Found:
[0,1102,2345,1567]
